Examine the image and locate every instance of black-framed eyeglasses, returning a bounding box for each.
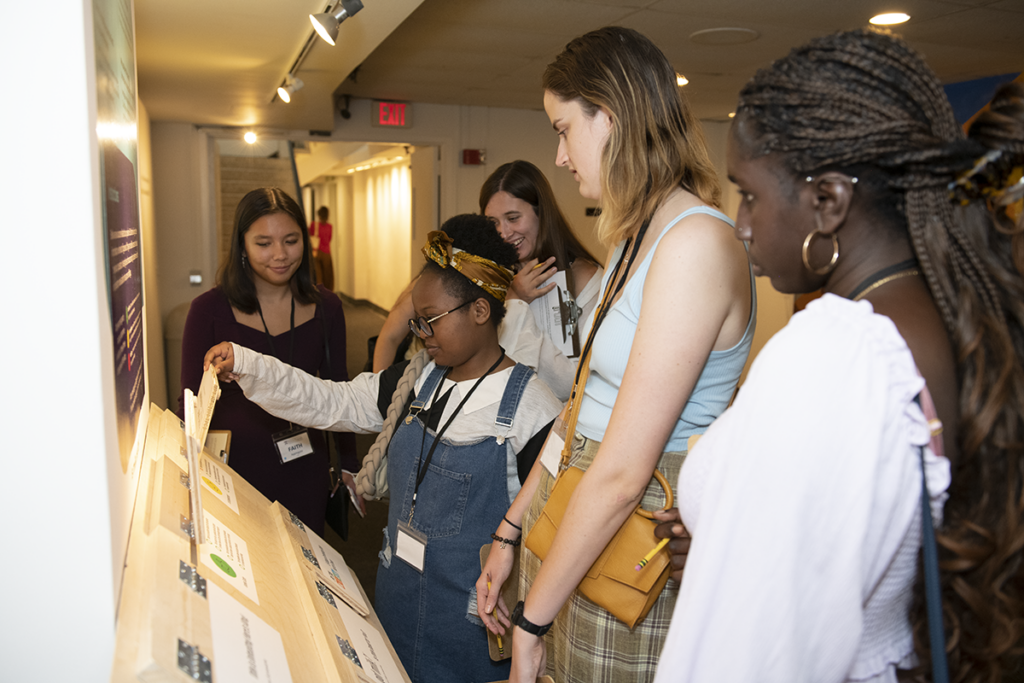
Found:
[408,300,472,338]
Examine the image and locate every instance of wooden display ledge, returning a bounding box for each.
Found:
[111,406,410,683]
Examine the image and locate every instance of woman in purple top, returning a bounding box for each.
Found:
[178,187,358,534]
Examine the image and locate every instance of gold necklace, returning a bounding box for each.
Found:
[852,269,920,301]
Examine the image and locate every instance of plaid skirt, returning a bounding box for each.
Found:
[520,433,686,683]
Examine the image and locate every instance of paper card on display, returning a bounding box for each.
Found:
[200,512,260,605]
[196,364,222,448]
[304,527,369,615]
[200,456,239,514]
[207,582,293,683]
[183,389,206,544]
[204,430,231,464]
[336,601,405,683]
[527,270,577,359]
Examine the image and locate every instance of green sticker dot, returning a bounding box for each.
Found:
[210,553,237,578]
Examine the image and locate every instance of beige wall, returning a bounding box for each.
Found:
[138,100,167,409]
[151,123,218,324]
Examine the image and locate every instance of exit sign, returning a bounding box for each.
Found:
[372,100,411,128]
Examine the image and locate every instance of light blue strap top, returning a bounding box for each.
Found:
[575,206,757,451]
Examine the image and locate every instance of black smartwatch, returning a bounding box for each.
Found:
[510,600,553,637]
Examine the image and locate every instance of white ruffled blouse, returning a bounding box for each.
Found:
[653,293,950,683]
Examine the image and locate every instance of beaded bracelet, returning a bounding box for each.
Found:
[503,515,522,531]
[491,532,521,549]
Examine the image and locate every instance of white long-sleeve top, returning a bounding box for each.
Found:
[230,343,563,500]
[499,266,603,401]
[653,294,950,683]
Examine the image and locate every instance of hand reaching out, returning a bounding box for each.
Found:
[204,342,239,382]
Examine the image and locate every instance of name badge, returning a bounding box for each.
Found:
[395,521,427,573]
[539,430,565,477]
[273,427,314,464]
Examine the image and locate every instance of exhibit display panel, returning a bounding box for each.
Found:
[111,405,409,683]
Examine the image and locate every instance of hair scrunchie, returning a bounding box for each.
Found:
[421,230,514,302]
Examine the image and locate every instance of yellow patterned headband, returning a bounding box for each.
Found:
[422,230,514,302]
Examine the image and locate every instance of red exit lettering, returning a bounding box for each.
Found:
[378,102,406,127]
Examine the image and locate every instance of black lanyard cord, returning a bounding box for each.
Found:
[257,295,297,365]
[569,217,652,398]
[259,296,297,430]
[409,351,507,520]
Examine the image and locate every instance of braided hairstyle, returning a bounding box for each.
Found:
[737,29,1024,682]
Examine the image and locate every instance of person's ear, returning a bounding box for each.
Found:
[470,297,492,326]
[810,173,857,235]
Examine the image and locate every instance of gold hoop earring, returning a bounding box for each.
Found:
[801,229,839,275]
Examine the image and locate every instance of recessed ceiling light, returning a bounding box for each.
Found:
[870,12,910,25]
[676,74,689,87]
[728,112,736,118]
[244,131,257,144]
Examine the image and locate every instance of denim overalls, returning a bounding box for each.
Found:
[375,363,534,683]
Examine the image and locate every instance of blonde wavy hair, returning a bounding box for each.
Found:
[543,27,720,246]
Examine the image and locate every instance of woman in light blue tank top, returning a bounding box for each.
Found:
[475,27,756,683]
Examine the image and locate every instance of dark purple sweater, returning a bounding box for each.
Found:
[178,285,358,534]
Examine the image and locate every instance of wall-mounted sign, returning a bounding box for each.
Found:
[371,100,411,128]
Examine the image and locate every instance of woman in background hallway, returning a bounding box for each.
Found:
[178,187,359,534]
[310,205,335,291]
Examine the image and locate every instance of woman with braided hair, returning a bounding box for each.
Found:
[203,214,563,683]
[653,29,1024,683]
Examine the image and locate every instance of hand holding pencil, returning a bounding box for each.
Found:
[651,507,692,582]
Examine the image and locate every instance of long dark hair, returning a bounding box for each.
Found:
[737,29,1024,682]
[218,187,320,313]
[479,160,598,275]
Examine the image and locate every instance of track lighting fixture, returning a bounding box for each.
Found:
[277,75,304,104]
[310,0,365,46]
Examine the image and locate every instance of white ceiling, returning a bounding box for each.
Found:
[135,0,1024,131]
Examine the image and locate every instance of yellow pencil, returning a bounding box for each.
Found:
[635,537,670,571]
[488,581,504,655]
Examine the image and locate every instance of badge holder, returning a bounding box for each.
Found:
[395,520,427,573]
[272,425,314,464]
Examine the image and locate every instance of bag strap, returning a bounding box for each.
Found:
[919,442,949,683]
[558,218,652,470]
[355,349,431,499]
[914,393,948,683]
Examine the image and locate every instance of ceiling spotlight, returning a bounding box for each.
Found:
[728,112,736,118]
[244,131,257,144]
[310,0,365,46]
[870,12,910,25]
[676,74,689,87]
[277,75,304,104]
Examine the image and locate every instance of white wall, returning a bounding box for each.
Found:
[0,1,119,680]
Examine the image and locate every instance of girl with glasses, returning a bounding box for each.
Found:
[203,213,563,683]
